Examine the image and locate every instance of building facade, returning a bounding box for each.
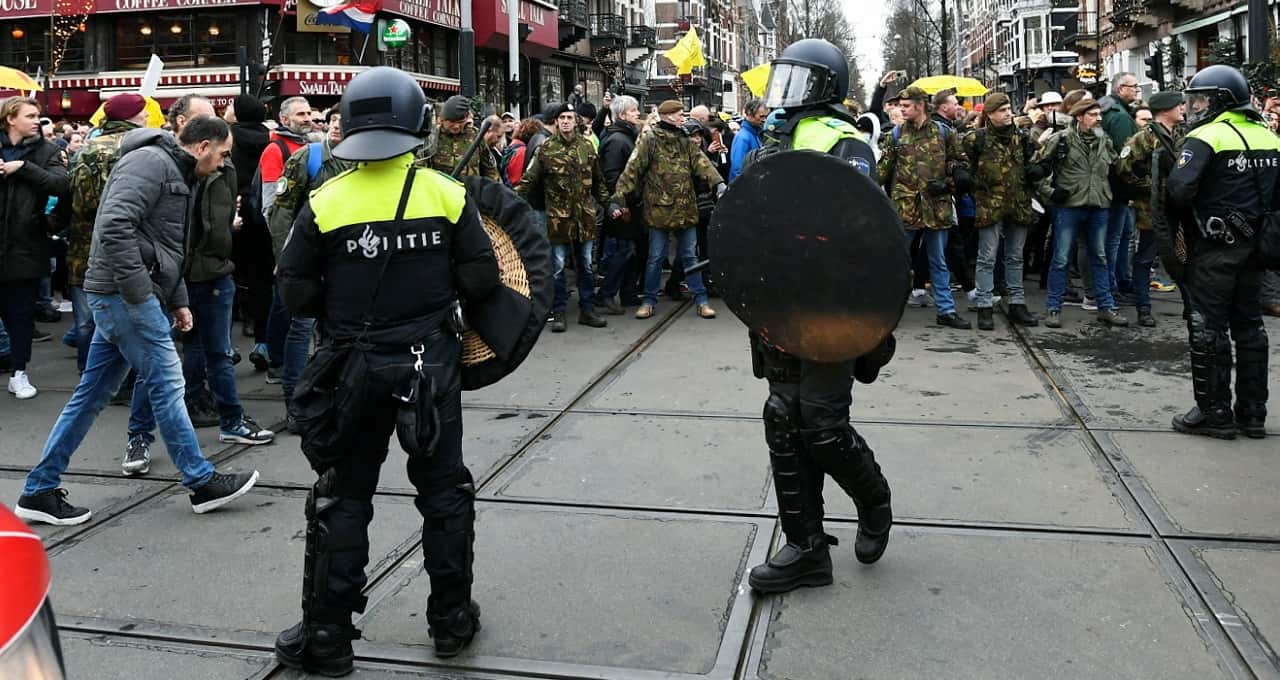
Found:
[648,0,739,111]
[958,0,1081,105]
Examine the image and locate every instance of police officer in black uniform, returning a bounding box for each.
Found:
[1168,64,1278,440]
[273,67,499,675]
[743,40,896,594]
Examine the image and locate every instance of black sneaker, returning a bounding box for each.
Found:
[1045,310,1062,328]
[16,488,91,526]
[1137,311,1156,327]
[31,328,53,343]
[578,309,607,328]
[596,296,624,315]
[428,598,481,658]
[219,416,275,445]
[186,398,220,428]
[122,435,151,477]
[249,343,270,372]
[936,313,972,329]
[34,306,62,323]
[549,311,567,333]
[275,620,359,677]
[189,470,260,514]
[265,366,283,385]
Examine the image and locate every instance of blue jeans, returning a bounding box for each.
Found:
[598,237,636,300]
[905,229,956,315]
[179,276,244,430]
[975,223,1027,307]
[645,227,707,306]
[68,286,93,372]
[1131,229,1157,313]
[1048,207,1113,312]
[1107,204,1134,293]
[552,241,596,312]
[23,294,215,496]
[264,285,313,398]
[0,318,9,356]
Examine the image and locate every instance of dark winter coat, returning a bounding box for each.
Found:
[0,134,69,282]
[230,122,270,196]
[187,159,238,283]
[598,121,642,239]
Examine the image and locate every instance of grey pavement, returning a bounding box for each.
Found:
[3,291,1279,680]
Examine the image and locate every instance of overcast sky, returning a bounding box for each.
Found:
[846,0,890,93]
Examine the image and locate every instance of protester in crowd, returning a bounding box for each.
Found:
[516,104,611,331]
[595,95,645,312]
[482,114,506,172]
[226,93,274,367]
[15,115,259,526]
[729,98,768,181]
[1036,98,1127,328]
[961,92,1042,330]
[501,117,541,187]
[576,102,600,149]
[425,95,500,181]
[1134,105,1153,128]
[1,96,69,400]
[500,111,517,142]
[1099,73,1141,303]
[879,86,972,329]
[932,89,978,303]
[610,99,724,320]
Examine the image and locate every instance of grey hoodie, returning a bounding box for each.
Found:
[83,128,196,309]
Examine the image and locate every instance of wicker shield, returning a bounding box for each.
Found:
[709,150,909,363]
[459,177,554,390]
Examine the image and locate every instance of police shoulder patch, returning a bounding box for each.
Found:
[1178,149,1193,168]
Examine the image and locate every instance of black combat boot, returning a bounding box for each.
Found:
[976,307,994,331]
[1173,405,1236,440]
[1007,303,1039,327]
[805,427,893,565]
[748,534,835,593]
[427,597,481,658]
[853,498,893,564]
[1174,330,1236,439]
[1233,325,1269,439]
[275,621,360,677]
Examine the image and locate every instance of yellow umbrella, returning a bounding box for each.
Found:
[0,66,43,92]
[740,63,771,97]
[910,75,988,98]
[89,96,166,128]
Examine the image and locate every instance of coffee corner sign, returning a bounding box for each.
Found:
[382,18,411,48]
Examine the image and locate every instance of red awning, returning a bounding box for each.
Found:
[273,67,460,96]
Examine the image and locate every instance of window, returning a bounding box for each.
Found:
[540,63,562,105]
[1023,15,1044,56]
[112,12,238,69]
[1,20,88,73]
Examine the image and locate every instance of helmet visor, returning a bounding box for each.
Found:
[1185,92,1215,127]
[763,62,828,109]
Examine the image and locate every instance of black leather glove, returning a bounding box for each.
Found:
[926,179,950,196]
[854,334,896,385]
[1026,163,1047,183]
[1049,187,1070,206]
[953,168,974,194]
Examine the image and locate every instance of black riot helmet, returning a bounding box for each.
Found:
[1184,64,1252,129]
[763,39,849,110]
[333,67,432,161]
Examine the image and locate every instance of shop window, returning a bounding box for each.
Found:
[279,24,359,66]
[1,20,88,74]
[112,12,238,69]
[540,63,562,106]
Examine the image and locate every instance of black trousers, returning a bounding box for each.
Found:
[945,215,977,292]
[232,216,275,343]
[307,340,474,624]
[0,278,40,371]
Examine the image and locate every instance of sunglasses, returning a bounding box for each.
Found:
[311,119,324,124]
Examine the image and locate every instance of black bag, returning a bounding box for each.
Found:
[392,332,459,458]
[293,344,367,471]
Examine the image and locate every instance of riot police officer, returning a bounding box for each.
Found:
[274,67,500,675]
[1167,64,1278,440]
[743,39,895,594]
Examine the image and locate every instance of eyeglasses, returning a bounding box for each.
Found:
[1118,83,1139,90]
[311,119,324,124]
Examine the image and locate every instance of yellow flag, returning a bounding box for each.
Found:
[665,26,706,75]
[741,63,770,97]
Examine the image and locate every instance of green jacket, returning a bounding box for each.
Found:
[515,132,609,244]
[877,117,962,230]
[422,126,501,182]
[1098,95,1138,155]
[267,141,354,257]
[67,120,137,286]
[1115,122,1183,231]
[611,122,724,231]
[960,123,1037,229]
[1034,125,1116,209]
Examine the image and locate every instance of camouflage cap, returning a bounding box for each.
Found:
[897,86,929,103]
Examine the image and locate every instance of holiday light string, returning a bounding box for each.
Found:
[50,0,93,76]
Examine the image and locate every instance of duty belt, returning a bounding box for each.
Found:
[1201,211,1255,244]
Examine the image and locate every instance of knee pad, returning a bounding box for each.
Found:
[763,394,800,452]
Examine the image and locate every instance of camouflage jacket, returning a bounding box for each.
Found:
[67,120,138,286]
[877,118,961,230]
[514,132,609,244]
[610,122,723,231]
[421,126,501,182]
[960,124,1037,229]
[1115,123,1183,231]
[267,141,355,257]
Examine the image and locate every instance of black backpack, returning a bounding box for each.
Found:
[243,139,290,219]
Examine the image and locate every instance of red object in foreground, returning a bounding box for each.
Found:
[0,506,65,679]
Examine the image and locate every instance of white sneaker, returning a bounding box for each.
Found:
[8,371,36,399]
[966,289,977,302]
[1082,296,1098,312]
[908,289,931,307]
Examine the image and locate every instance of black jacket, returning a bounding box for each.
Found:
[0,135,69,282]
[187,159,238,283]
[230,122,270,196]
[598,121,642,239]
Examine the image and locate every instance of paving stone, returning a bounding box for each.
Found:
[752,528,1231,680]
[1027,309,1280,429]
[464,305,676,410]
[48,488,423,637]
[1112,431,1280,538]
[359,506,756,674]
[0,384,286,478]
[1194,547,1280,662]
[812,424,1135,530]
[486,413,771,510]
[233,409,546,492]
[59,634,274,680]
[0,471,161,544]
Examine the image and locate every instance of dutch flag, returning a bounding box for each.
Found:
[315,0,381,33]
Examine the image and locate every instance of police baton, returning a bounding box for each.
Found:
[686,259,711,276]
[451,117,495,179]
